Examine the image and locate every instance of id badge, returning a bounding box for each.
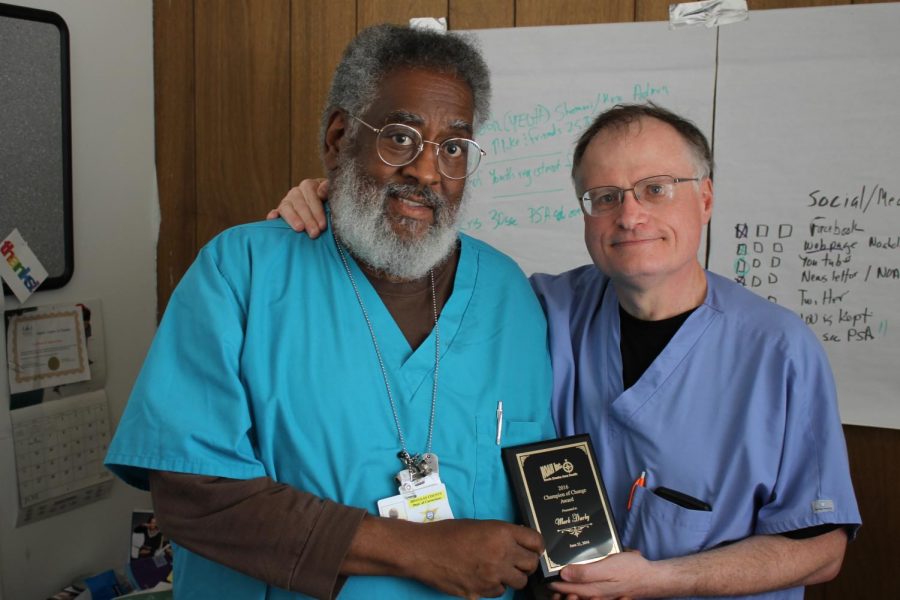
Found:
[377,477,455,522]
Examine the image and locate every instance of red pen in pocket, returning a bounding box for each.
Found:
[627,470,646,511]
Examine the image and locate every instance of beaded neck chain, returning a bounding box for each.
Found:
[335,241,440,475]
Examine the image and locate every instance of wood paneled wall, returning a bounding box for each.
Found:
[152,1,899,598]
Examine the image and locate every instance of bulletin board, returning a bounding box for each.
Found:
[0,2,73,292]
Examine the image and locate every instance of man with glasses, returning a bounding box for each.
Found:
[534,104,859,599]
[275,103,860,598]
[106,24,554,599]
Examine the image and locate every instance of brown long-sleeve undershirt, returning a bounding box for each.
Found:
[148,246,459,598]
[150,472,365,599]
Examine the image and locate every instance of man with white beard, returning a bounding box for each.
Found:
[105,24,555,600]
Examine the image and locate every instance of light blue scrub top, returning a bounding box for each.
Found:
[531,267,860,600]
[106,220,555,599]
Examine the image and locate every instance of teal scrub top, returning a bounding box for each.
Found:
[106,220,555,599]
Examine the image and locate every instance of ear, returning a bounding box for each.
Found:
[323,109,347,172]
[699,177,714,225]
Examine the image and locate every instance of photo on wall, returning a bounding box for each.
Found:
[128,510,173,590]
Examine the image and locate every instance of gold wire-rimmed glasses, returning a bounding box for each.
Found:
[349,114,485,180]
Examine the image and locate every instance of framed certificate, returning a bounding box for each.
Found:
[503,434,621,580]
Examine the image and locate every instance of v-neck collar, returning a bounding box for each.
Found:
[602,273,720,423]
[334,232,477,400]
[360,244,459,349]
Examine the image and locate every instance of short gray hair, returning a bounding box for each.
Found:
[321,24,491,150]
[571,103,714,181]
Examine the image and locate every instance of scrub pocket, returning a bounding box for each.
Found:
[623,485,713,560]
[473,416,542,520]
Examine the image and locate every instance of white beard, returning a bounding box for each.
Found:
[329,157,468,281]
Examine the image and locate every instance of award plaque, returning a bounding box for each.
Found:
[503,434,621,580]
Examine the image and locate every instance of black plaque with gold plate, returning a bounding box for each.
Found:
[503,434,621,580]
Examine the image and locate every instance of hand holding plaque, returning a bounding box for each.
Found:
[503,434,621,580]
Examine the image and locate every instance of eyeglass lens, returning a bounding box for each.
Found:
[582,176,682,215]
[376,123,481,179]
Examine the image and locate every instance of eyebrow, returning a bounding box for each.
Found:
[383,110,474,136]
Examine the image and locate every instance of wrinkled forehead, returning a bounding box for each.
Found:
[367,67,475,132]
[589,116,682,150]
[573,117,699,191]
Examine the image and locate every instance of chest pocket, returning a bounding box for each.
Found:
[623,486,713,560]
[474,416,542,520]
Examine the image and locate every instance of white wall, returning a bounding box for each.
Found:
[0,1,157,598]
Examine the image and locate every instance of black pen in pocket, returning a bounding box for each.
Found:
[654,486,712,511]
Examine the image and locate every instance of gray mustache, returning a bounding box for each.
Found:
[384,183,445,210]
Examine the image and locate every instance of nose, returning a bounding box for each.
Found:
[400,142,441,187]
[615,189,648,229]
